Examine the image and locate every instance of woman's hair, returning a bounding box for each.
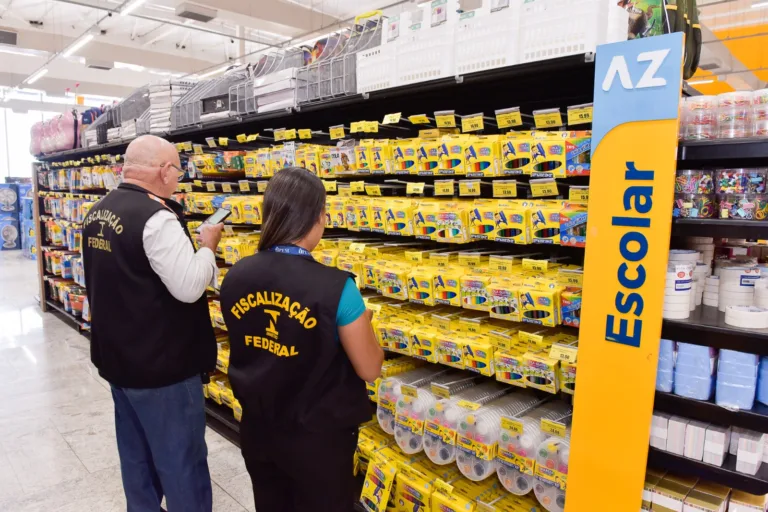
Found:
[258,167,326,251]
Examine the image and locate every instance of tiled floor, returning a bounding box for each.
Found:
[0,252,255,511]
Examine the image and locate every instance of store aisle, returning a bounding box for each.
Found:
[0,252,256,512]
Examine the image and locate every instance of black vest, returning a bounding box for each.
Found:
[221,251,370,432]
[82,183,216,388]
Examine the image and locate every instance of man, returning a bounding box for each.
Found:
[82,135,223,512]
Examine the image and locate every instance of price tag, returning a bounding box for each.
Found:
[338,186,352,196]
[219,137,229,147]
[193,144,203,155]
[350,121,365,134]
[205,137,217,148]
[236,134,247,143]
[434,111,456,128]
[175,143,185,152]
[223,225,234,235]
[408,114,430,124]
[501,417,524,435]
[257,181,269,193]
[522,258,548,272]
[329,125,345,140]
[549,344,578,364]
[193,180,203,187]
[541,419,567,438]
[530,178,558,197]
[461,113,484,133]
[274,129,286,141]
[533,109,563,129]
[401,385,418,398]
[350,181,366,193]
[567,103,593,126]
[365,121,379,133]
[206,182,217,192]
[493,180,517,198]
[177,183,192,192]
[459,180,481,196]
[284,129,297,140]
[349,242,367,254]
[459,253,481,267]
[184,142,194,151]
[434,480,454,496]
[457,400,482,411]
[434,180,455,196]
[323,180,337,192]
[431,384,451,399]
[495,107,523,129]
[406,182,425,195]
[298,129,312,140]
[246,134,259,142]
[365,184,382,196]
[569,187,589,202]
[383,112,402,124]
[222,183,232,193]
[238,180,250,192]
[558,271,584,288]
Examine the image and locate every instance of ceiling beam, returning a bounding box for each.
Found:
[187,0,340,33]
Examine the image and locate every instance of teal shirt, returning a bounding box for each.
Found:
[336,278,366,331]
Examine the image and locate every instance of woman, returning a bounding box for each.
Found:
[221,167,383,512]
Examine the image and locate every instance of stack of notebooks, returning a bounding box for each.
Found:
[148,80,197,134]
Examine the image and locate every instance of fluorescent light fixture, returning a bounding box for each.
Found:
[688,79,715,85]
[62,33,95,58]
[121,0,149,16]
[25,68,48,84]
[114,61,146,72]
[753,1,768,8]
[197,64,231,79]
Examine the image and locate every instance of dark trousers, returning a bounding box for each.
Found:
[240,416,359,512]
[111,375,212,512]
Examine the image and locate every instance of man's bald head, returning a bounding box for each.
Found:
[122,135,182,198]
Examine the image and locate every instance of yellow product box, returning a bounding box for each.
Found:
[301,145,321,176]
[642,470,664,511]
[356,197,373,231]
[383,322,413,356]
[242,196,263,225]
[282,142,296,168]
[470,199,498,241]
[438,136,467,175]
[371,199,387,233]
[356,140,373,173]
[337,254,364,288]
[410,325,439,363]
[319,147,334,178]
[316,248,339,267]
[559,361,576,394]
[653,476,696,512]
[460,274,494,312]
[530,203,562,245]
[434,267,464,308]
[344,197,362,231]
[243,151,259,178]
[417,139,441,175]
[522,351,559,394]
[435,202,472,244]
[463,339,495,376]
[500,133,533,175]
[294,145,307,169]
[256,148,271,177]
[379,262,411,301]
[393,465,434,512]
[727,490,767,511]
[488,327,520,352]
[519,286,562,327]
[386,199,415,237]
[494,351,527,388]
[488,277,522,323]
[495,200,531,244]
[393,139,418,174]
[193,194,216,215]
[233,399,242,421]
[221,238,241,266]
[329,197,347,228]
[465,136,500,177]
[370,140,393,174]
[330,142,357,175]
[413,201,439,241]
[531,139,566,178]
[361,451,399,512]
[269,145,285,174]
[363,259,386,291]
[207,380,222,404]
[408,266,438,306]
[232,239,257,263]
[436,334,466,369]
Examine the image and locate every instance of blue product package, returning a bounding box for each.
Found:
[0,216,20,250]
[16,183,32,200]
[673,343,715,400]
[757,357,768,406]
[20,197,33,220]
[716,350,758,410]
[0,184,19,214]
[656,339,675,392]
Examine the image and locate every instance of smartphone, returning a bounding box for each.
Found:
[196,207,231,233]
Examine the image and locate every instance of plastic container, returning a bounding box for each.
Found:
[673,343,715,400]
[716,350,758,410]
[377,366,449,434]
[754,107,768,137]
[534,471,568,512]
[683,95,717,141]
[715,169,767,194]
[673,194,715,218]
[718,194,767,221]
[676,170,714,194]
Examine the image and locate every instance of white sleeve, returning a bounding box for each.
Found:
[142,209,218,303]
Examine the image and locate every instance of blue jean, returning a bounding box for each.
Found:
[111,375,212,512]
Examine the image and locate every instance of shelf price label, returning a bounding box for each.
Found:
[350,181,366,193]
[406,182,425,195]
[193,180,203,187]
[183,142,193,152]
[408,114,431,125]
[522,258,548,272]
[246,134,259,142]
[383,112,402,125]
[434,180,455,196]
[329,125,345,140]
[218,137,228,147]
[365,184,382,196]
[205,137,217,148]
[273,129,286,141]
[459,179,481,197]
[461,113,485,133]
[323,180,337,192]
[222,183,233,193]
[530,178,558,197]
[365,121,379,133]
[558,271,583,288]
[238,180,251,192]
[175,143,186,152]
[206,182,217,192]
[350,121,365,134]
[284,129,297,140]
[549,344,578,364]
[495,107,523,129]
[493,180,517,198]
[192,144,204,155]
[337,185,352,196]
[533,108,563,129]
[501,417,524,435]
[567,103,594,126]
[540,419,567,438]
[434,110,456,128]
[236,134,247,143]
[177,183,192,192]
[257,181,269,193]
[569,186,589,202]
[298,129,312,140]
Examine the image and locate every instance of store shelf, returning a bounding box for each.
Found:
[647,448,768,495]
[671,218,763,239]
[36,139,135,163]
[678,138,768,167]
[655,391,768,432]
[44,299,90,335]
[662,306,768,356]
[204,400,240,448]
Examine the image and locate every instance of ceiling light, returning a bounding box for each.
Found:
[688,79,715,85]
[62,33,95,58]
[197,64,231,79]
[121,0,149,16]
[25,68,48,84]
[753,1,768,7]
[114,61,146,72]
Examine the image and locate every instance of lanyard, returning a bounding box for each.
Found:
[267,245,314,260]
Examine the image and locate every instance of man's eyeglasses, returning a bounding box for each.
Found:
[170,163,186,182]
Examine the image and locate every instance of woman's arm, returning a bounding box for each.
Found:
[336,278,384,382]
